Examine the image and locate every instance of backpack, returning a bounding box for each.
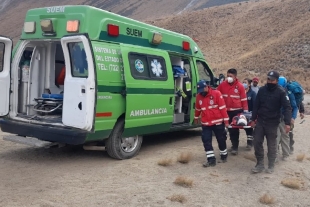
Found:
[286,81,304,106]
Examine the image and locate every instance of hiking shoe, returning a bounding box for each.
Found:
[265,167,274,174]
[220,157,227,163]
[246,145,252,150]
[251,164,265,173]
[203,161,216,167]
[282,156,289,161]
[275,157,279,163]
[289,148,294,155]
[231,149,238,155]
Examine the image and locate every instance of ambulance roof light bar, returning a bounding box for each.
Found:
[182,41,190,51]
[107,24,119,37]
[40,19,56,36]
[24,22,36,34]
[67,20,80,33]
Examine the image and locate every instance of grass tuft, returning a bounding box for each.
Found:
[157,158,173,166]
[243,154,257,162]
[174,176,194,188]
[296,153,306,162]
[259,193,275,205]
[177,152,193,164]
[167,194,187,203]
[281,178,302,189]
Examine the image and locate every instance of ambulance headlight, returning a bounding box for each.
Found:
[40,19,54,33]
[151,32,162,45]
[24,22,36,34]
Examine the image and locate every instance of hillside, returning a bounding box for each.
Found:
[0,0,310,89]
[148,0,310,90]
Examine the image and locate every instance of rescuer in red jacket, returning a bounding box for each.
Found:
[194,80,229,167]
[217,69,249,155]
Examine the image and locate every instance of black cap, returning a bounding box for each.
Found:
[267,70,279,81]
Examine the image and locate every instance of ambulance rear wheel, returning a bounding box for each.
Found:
[105,118,143,160]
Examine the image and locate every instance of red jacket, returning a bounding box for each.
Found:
[217,79,248,111]
[194,87,229,126]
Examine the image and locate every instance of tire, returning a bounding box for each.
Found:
[105,118,143,160]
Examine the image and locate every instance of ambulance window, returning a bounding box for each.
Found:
[196,60,213,83]
[129,53,167,81]
[129,54,150,79]
[147,56,167,80]
[0,43,4,72]
[68,42,88,78]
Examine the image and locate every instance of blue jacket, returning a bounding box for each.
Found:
[246,88,256,112]
[282,89,298,119]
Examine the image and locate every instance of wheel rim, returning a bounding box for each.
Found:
[120,136,139,153]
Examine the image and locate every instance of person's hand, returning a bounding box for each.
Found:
[193,118,199,125]
[300,113,305,119]
[224,123,229,128]
[249,120,256,128]
[291,118,295,125]
[285,125,291,134]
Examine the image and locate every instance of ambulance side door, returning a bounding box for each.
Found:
[120,44,174,136]
[0,36,12,116]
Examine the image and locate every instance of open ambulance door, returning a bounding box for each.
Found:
[61,35,96,131]
[0,36,12,117]
[120,44,174,136]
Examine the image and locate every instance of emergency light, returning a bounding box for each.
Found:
[151,32,162,45]
[24,22,36,34]
[107,24,119,37]
[40,19,54,33]
[66,20,79,33]
[182,41,190,51]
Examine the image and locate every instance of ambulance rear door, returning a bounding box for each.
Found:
[120,44,174,136]
[61,35,96,131]
[0,36,12,116]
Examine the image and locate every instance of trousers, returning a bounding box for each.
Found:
[201,123,227,161]
[276,119,290,157]
[253,121,279,167]
[227,110,243,149]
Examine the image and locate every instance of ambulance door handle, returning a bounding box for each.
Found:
[169,97,173,105]
[78,102,82,110]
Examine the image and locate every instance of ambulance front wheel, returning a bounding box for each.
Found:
[105,118,143,160]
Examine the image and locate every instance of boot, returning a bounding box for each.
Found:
[251,161,265,173]
[203,157,216,167]
[220,154,228,163]
[266,160,275,174]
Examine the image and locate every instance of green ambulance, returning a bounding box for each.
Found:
[0,5,223,159]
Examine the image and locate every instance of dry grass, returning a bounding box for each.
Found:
[259,193,275,205]
[167,194,187,203]
[174,176,194,188]
[243,154,257,162]
[296,153,306,162]
[177,152,193,164]
[281,178,302,190]
[157,158,173,166]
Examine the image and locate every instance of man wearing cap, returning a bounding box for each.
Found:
[251,77,260,94]
[217,68,248,155]
[250,70,291,174]
[194,80,230,167]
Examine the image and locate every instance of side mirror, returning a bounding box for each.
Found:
[214,74,225,86]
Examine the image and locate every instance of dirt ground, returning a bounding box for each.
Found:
[0,97,310,207]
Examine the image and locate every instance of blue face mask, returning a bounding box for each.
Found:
[243,83,248,89]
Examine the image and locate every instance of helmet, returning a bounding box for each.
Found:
[278,76,287,88]
[237,115,248,126]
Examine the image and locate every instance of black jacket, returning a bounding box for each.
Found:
[251,84,292,125]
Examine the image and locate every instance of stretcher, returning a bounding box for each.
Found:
[33,94,63,114]
[228,125,252,129]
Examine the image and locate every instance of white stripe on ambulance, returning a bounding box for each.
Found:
[130,108,167,117]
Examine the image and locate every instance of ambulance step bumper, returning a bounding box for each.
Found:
[3,135,56,148]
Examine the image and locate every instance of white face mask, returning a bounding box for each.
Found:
[227,77,234,83]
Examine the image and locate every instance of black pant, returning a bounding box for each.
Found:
[245,128,253,146]
[227,110,243,149]
[201,123,227,162]
[253,121,279,167]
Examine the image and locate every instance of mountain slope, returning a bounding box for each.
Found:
[149,0,310,89]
